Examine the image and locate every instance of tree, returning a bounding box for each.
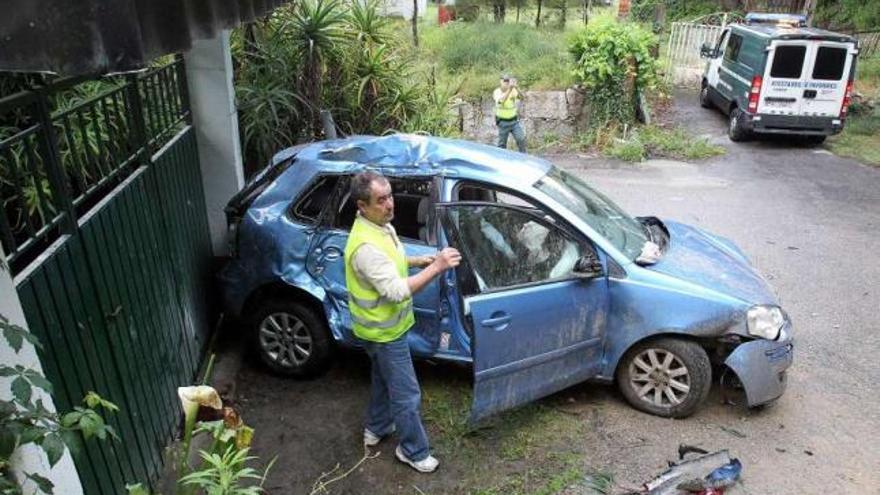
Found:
[412,0,419,47]
[535,0,543,27]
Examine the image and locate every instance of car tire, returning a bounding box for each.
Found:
[700,83,713,109]
[616,338,712,418]
[728,107,750,142]
[251,298,333,378]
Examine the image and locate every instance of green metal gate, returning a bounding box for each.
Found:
[1,60,212,493]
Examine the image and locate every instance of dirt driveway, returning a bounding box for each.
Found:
[221,91,880,494]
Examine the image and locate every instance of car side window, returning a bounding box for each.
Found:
[290,176,339,224]
[444,204,585,292]
[724,34,743,63]
[455,182,540,209]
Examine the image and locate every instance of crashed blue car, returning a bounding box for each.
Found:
[220,134,793,421]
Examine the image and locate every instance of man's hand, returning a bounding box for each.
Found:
[408,255,435,268]
[432,247,462,271]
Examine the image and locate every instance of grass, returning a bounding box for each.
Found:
[603,125,726,162]
[417,21,575,98]
[420,376,589,494]
[826,56,880,166]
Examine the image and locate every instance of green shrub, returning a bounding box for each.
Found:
[568,15,659,127]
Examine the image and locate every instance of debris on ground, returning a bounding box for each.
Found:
[641,446,742,494]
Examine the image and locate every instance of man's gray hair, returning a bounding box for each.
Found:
[350,170,388,205]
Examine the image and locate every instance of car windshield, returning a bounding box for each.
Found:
[535,167,648,260]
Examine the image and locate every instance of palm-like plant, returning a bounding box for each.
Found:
[346,0,393,47]
[283,0,346,136]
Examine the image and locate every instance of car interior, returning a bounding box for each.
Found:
[333,177,433,244]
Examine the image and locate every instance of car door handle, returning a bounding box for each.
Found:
[481,313,511,329]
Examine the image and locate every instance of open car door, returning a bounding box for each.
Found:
[438,202,609,422]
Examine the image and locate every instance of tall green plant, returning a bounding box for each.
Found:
[285,0,347,135]
[568,15,659,126]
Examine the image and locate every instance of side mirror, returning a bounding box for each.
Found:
[700,43,716,59]
[573,254,603,279]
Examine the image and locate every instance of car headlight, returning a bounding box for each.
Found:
[747,305,785,340]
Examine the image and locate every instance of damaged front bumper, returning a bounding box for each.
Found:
[724,322,793,407]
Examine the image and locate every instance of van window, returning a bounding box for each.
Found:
[812,47,848,80]
[724,34,743,63]
[770,46,806,78]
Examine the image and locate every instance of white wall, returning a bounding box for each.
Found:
[184,30,245,257]
[0,247,83,494]
[380,0,428,19]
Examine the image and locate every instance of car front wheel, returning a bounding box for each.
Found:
[616,338,711,418]
[251,299,332,377]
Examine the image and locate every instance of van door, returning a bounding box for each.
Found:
[760,41,810,116]
[800,42,856,118]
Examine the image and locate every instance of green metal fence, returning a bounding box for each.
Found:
[2,60,212,493]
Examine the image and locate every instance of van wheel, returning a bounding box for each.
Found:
[728,108,750,142]
[803,135,826,146]
[251,298,333,377]
[616,338,712,418]
[700,83,713,109]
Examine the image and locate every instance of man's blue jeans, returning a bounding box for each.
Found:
[497,118,527,153]
[362,336,430,461]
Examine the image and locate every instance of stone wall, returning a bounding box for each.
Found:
[458,88,590,145]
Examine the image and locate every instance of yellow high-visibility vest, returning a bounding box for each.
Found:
[343,216,415,342]
[495,88,519,120]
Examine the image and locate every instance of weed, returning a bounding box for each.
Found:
[596,124,724,162]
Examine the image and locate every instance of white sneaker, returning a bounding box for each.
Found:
[395,446,439,473]
[363,426,395,447]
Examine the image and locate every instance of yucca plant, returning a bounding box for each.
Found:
[283,0,346,136]
[346,0,393,47]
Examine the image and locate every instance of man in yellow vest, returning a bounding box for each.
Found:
[343,171,461,473]
[493,74,527,153]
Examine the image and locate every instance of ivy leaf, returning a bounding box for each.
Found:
[78,411,103,440]
[0,314,41,353]
[20,425,48,445]
[83,391,118,413]
[0,428,17,459]
[41,433,65,467]
[0,400,16,421]
[24,370,54,394]
[0,366,17,377]
[25,471,55,494]
[12,375,33,404]
[60,430,82,458]
[61,410,84,428]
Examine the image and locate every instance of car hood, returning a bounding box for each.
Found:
[644,220,777,305]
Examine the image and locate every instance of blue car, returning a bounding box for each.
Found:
[221,135,793,421]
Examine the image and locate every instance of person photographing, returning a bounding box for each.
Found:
[493,74,527,153]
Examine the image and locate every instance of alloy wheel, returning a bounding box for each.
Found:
[628,348,691,407]
[259,312,313,367]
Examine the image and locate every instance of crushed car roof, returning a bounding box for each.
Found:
[270,134,553,187]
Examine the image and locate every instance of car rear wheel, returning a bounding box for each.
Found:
[700,83,713,109]
[616,338,711,418]
[728,107,750,142]
[251,299,332,377]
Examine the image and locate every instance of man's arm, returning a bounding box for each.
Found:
[353,246,460,303]
[407,248,460,295]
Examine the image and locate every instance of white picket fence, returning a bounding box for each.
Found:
[665,21,725,87]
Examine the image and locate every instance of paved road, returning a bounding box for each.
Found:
[230,92,879,494]
[547,91,880,492]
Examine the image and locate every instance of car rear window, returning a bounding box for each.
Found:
[770,45,806,78]
[812,46,848,80]
[291,176,339,224]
